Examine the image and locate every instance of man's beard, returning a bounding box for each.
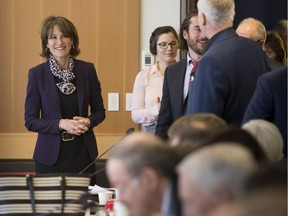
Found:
[188,38,208,55]
[188,41,203,55]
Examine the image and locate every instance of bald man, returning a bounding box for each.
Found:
[236,17,266,46]
[236,17,283,70]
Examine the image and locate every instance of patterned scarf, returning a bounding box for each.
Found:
[49,54,76,95]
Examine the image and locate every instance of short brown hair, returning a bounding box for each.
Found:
[265,30,286,64]
[179,9,198,51]
[168,113,227,139]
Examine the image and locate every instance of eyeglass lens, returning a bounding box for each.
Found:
[158,41,177,49]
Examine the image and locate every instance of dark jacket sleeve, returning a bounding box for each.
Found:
[155,71,172,140]
[24,65,62,135]
[87,64,105,128]
[242,75,273,123]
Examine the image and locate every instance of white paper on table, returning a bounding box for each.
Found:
[88,184,115,194]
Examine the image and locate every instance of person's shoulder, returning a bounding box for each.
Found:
[270,65,287,76]
[74,59,96,74]
[205,33,261,60]
[139,64,156,76]
[74,59,94,67]
[166,58,186,72]
[214,29,257,48]
[29,61,48,73]
[230,33,263,54]
[262,65,287,80]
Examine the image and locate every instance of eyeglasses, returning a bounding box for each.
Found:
[157,41,178,49]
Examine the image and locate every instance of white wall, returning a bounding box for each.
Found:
[140,0,180,69]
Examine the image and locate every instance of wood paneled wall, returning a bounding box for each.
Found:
[0,0,139,158]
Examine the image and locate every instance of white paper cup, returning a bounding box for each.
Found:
[98,191,113,205]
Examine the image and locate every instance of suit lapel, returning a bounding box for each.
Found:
[172,58,187,117]
[44,62,62,116]
[175,58,187,108]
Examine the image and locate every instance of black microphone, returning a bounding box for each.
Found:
[79,127,135,175]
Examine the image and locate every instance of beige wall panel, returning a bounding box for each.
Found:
[84,0,139,133]
[0,133,121,159]
[12,1,43,132]
[0,0,13,132]
[0,0,139,158]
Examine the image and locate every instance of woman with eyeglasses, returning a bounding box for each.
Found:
[131,26,179,134]
[24,16,105,181]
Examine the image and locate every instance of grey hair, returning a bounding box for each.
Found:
[197,0,235,28]
[242,119,284,163]
[239,17,267,41]
[109,132,180,178]
[177,143,257,198]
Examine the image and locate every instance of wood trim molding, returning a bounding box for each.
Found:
[0,133,122,159]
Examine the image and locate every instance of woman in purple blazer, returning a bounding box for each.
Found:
[24,16,105,176]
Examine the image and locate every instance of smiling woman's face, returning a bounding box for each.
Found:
[47,25,73,62]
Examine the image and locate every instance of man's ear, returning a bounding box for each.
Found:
[183,30,189,40]
[258,40,265,48]
[199,12,206,26]
[140,167,159,191]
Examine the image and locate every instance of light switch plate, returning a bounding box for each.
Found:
[125,93,133,111]
[141,51,154,70]
[108,93,119,111]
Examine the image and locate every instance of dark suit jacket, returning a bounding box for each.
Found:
[186,28,270,125]
[243,66,287,155]
[155,58,187,140]
[25,59,105,166]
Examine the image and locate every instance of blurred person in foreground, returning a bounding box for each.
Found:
[168,113,227,147]
[186,0,270,124]
[106,132,182,216]
[201,126,268,164]
[208,161,287,216]
[177,143,258,216]
[242,119,284,163]
[131,26,179,134]
[24,16,105,179]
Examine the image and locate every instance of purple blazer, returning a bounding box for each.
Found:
[25,59,105,166]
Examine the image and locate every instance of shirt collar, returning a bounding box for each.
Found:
[186,53,201,65]
[150,63,159,75]
[187,54,193,66]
